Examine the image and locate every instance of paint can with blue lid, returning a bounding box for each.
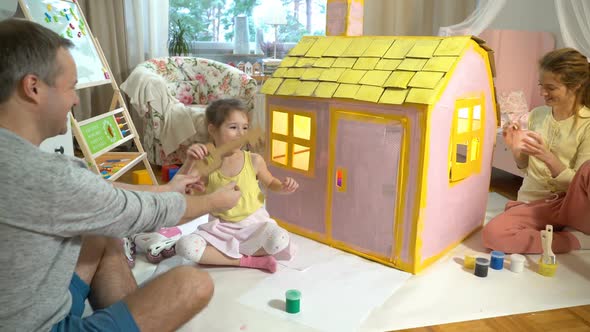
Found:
[490,250,505,270]
[285,289,301,314]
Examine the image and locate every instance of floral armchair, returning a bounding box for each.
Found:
[122,57,257,166]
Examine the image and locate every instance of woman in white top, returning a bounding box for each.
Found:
[482,48,590,254]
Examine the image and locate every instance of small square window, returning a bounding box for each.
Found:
[472,105,482,131]
[449,95,485,183]
[457,107,470,133]
[293,114,311,140]
[269,108,315,176]
[272,111,289,135]
[456,143,468,163]
[292,144,310,171]
[271,139,288,165]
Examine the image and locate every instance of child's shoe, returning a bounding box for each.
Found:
[121,237,136,268]
[131,227,182,264]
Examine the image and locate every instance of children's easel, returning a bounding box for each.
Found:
[18,0,157,184]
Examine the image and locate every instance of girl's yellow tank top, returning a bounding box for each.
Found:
[206,151,264,222]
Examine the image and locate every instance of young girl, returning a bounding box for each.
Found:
[482,48,590,254]
[171,98,298,273]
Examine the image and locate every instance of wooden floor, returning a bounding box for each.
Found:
[119,162,590,331]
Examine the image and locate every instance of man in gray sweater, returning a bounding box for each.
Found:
[0,19,241,331]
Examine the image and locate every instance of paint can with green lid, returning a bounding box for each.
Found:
[285,289,301,314]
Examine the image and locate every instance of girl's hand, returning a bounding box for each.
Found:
[186,143,209,161]
[281,177,299,193]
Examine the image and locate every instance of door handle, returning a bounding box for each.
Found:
[336,167,346,192]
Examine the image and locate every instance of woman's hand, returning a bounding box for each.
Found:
[520,131,566,177]
[503,123,531,155]
[502,122,519,149]
[281,177,299,193]
[520,131,550,160]
[503,123,532,169]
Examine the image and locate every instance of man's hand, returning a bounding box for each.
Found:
[208,182,241,212]
[162,174,201,194]
[185,180,207,194]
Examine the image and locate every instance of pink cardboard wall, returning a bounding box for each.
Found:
[266,98,331,236]
[479,29,555,112]
[420,47,496,261]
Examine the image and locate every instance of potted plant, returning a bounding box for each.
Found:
[169,18,190,56]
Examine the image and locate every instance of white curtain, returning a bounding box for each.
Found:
[124,0,170,70]
[555,0,590,58]
[438,0,507,36]
[364,0,476,36]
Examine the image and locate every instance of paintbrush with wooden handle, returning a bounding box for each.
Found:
[541,225,556,265]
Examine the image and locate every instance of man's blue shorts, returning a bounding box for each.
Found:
[51,273,140,332]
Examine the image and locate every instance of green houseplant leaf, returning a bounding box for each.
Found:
[169,18,190,56]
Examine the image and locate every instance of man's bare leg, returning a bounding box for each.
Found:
[124,266,214,332]
[75,235,137,309]
[76,235,214,331]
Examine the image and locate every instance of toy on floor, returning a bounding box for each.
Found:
[538,225,558,277]
[161,164,180,182]
[132,169,152,184]
[464,254,476,269]
[261,35,498,274]
[131,227,182,263]
[285,289,301,314]
[474,257,489,278]
[188,127,263,178]
[509,254,525,273]
[490,251,505,270]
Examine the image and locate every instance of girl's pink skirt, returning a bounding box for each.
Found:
[195,207,291,259]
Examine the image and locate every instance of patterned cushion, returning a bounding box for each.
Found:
[167,81,202,105]
[133,57,257,165]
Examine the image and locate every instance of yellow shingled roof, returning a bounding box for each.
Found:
[261,35,484,105]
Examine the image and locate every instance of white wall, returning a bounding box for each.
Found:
[486,0,564,47]
[0,0,17,19]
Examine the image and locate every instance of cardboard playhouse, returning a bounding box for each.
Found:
[260,35,499,274]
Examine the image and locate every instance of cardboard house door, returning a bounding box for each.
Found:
[329,112,403,260]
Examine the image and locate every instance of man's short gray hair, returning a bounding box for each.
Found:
[0,18,74,104]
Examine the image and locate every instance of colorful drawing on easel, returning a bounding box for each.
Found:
[21,0,109,88]
[79,115,124,154]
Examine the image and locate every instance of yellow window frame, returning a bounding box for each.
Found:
[449,94,485,183]
[269,107,316,177]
